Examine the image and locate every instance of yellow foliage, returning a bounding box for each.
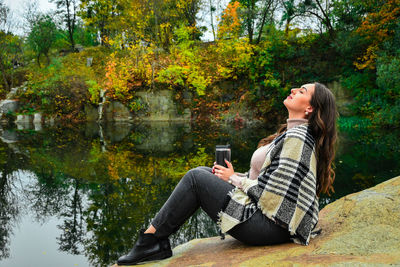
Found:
[103,46,155,102]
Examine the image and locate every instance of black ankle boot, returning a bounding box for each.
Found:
[117,230,172,266]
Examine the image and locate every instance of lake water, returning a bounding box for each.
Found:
[0,121,399,267]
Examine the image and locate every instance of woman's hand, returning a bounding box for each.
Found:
[213,160,234,182]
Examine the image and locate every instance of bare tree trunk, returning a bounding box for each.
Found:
[314,0,335,39]
[52,0,77,50]
[66,0,75,50]
[256,0,274,44]
[99,22,107,46]
[246,0,256,44]
[284,18,291,35]
[209,0,216,41]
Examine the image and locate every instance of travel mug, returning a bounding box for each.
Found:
[215,145,231,168]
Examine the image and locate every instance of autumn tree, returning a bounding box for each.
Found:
[80,0,204,50]
[296,0,335,38]
[217,1,242,40]
[275,0,336,38]
[50,0,79,50]
[235,0,277,44]
[280,0,300,34]
[355,0,400,70]
[116,0,204,50]
[79,0,119,45]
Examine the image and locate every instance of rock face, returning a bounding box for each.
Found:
[84,90,191,122]
[104,101,134,122]
[0,100,19,114]
[84,104,99,121]
[136,90,191,121]
[327,81,354,117]
[112,176,400,266]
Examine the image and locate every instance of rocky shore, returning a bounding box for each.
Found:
[112,175,400,267]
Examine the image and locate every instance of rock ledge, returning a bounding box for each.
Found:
[113,176,400,266]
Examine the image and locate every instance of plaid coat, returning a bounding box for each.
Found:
[218,123,319,245]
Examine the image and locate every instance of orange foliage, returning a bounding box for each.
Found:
[355,0,400,69]
[217,1,242,39]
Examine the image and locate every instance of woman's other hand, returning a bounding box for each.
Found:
[213,160,234,182]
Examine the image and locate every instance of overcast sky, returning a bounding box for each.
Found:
[4,0,228,41]
[5,0,55,14]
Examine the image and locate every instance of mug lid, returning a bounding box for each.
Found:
[216,144,230,149]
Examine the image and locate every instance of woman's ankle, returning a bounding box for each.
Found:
[144,225,156,234]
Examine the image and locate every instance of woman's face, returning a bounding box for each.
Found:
[283,83,315,119]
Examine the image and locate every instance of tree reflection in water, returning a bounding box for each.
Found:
[0,170,19,260]
[57,179,85,255]
[0,139,28,260]
[0,122,398,267]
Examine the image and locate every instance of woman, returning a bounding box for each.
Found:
[117,82,337,265]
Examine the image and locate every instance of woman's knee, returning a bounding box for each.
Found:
[182,168,203,185]
[182,167,214,189]
[194,166,212,173]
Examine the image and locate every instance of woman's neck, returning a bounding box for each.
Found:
[287,118,308,130]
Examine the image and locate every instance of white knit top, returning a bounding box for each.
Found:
[229,118,308,188]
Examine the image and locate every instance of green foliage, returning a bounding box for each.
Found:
[377,56,400,100]
[373,31,400,127]
[0,31,24,95]
[128,98,147,113]
[1,0,399,128]
[50,0,79,49]
[103,48,153,107]
[340,71,376,116]
[372,101,400,127]
[50,23,97,51]
[376,21,400,104]
[86,80,101,104]
[27,15,57,66]
[73,23,99,47]
[159,147,213,180]
[157,65,186,87]
[339,20,400,127]
[338,116,372,130]
[17,47,108,120]
[53,29,71,50]
[157,24,211,96]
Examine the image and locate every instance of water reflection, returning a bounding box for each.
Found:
[0,121,399,267]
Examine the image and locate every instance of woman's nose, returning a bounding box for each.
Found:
[291,88,297,94]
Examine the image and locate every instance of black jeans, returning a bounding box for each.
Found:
[151,167,291,246]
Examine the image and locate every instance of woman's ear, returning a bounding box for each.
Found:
[306,106,313,114]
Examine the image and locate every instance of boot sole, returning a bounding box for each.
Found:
[117,250,173,266]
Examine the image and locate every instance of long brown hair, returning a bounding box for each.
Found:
[258,82,338,196]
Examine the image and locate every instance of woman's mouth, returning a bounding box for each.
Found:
[287,95,292,99]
